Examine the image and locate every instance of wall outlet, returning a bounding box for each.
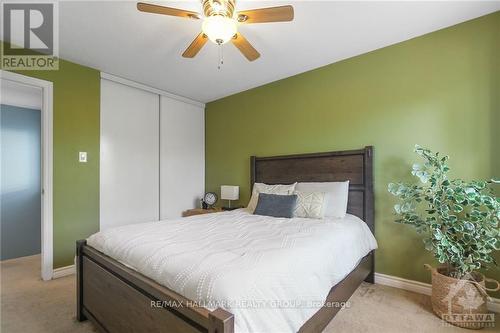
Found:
[79,152,87,163]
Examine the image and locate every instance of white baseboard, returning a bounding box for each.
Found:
[52,264,75,279]
[374,272,500,313]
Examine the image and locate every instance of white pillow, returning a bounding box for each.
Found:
[293,191,326,219]
[247,183,297,213]
[295,181,349,218]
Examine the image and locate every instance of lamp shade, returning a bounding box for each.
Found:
[202,15,237,45]
[221,185,239,201]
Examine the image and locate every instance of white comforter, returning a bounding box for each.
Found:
[87,209,377,333]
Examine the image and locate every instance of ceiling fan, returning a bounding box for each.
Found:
[137,0,294,61]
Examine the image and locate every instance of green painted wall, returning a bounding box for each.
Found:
[206,12,500,295]
[4,48,101,268]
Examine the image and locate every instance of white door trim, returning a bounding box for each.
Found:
[0,70,54,281]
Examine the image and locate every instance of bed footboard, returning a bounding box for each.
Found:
[77,240,373,333]
[76,240,234,333]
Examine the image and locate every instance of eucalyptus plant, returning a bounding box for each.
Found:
[388,145,500,279]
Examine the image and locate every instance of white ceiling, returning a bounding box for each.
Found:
[59,1,500,103]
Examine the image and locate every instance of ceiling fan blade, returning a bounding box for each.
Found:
[231,33,260,61]
[237,5,294,24]
[182,33,208,58]
[137,2,200,19]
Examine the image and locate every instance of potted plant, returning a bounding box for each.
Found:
[388,145,500,329]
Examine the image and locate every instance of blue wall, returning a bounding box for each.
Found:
[1,104,41,260]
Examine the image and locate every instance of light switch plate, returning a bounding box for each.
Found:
[79,152,87,163]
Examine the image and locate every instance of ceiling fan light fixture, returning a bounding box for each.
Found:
[202,15,237,45]
[137,1,294,61]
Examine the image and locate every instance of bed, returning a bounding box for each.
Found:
[76,146,375,333]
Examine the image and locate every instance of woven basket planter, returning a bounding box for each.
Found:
[425,264,499,329]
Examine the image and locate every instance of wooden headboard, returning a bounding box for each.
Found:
[250,146,374,232]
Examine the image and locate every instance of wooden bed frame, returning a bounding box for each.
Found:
[76,146,375,333]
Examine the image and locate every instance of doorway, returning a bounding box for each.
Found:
[0,71,53,280]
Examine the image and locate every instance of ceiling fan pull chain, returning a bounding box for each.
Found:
[221,44,224,66]
[218,45,221,69]
[218,44,224,70]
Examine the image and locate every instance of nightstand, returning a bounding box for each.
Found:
[222,206,243,211]
[182,208,222,217]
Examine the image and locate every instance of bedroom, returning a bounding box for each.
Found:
[0,1,499,332]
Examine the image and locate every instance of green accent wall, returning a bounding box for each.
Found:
[4,47,101,268]
[206,12,500,295]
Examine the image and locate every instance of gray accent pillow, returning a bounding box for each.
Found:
[253,193,298,218]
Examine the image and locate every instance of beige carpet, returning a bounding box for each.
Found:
[1,255,498,333]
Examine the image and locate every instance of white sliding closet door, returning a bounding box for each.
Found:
[100,79,160,229]
[160,96,204,219]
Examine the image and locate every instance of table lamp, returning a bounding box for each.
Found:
[221,185,239,209]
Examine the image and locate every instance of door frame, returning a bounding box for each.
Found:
[1,70,54,281]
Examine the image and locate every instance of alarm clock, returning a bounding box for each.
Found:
[203,192,218,208]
